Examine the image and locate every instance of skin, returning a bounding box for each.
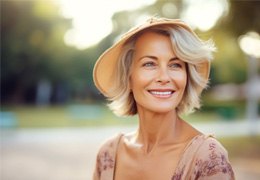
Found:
[114,32,201,180]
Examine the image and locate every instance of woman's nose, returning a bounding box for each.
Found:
[156,67,170,84]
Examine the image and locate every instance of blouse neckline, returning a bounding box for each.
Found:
[113,133,210,179]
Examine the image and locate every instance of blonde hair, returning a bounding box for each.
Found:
[108,25,216,116]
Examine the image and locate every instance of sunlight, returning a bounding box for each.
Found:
[57,0,156,50]
[181,0,228,31]
[57,0,227,49]
[239,32,260,58]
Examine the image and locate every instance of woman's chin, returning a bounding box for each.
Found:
[138,105,177,114]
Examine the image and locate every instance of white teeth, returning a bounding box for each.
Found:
[150,91,172,95]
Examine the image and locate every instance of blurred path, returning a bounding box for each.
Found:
[1,120,260,180]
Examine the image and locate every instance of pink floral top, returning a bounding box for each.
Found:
[93,134,235,180]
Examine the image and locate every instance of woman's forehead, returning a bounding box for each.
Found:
[133,31,175,55]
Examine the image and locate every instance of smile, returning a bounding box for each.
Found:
[148,90,174,98]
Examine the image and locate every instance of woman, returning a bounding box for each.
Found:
[93,17,235,180]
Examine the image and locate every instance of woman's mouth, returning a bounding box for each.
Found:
[148,90,174,98]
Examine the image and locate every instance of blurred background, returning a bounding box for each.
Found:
[1,0,260,179]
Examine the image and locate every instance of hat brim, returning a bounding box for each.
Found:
[93,18,210,97]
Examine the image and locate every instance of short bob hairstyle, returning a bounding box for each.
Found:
[107,25,215,116]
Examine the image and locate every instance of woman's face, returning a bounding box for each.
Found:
[130,31,187,113]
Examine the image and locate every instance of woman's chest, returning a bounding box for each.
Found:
[114,143,186,180]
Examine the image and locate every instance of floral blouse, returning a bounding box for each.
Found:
[93,134,235,180]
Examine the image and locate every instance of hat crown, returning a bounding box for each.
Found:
[120,17,183,40]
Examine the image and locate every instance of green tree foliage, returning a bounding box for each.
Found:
[225,1,260,36]
[210,1,260,84]
[1,0,72,103]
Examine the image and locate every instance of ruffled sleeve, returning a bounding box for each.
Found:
[191,136,235,180]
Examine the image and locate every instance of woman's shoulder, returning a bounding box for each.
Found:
[192,134,235,179]
[97,133,124,154]
[196,134,228,155]
[93,133,124,179]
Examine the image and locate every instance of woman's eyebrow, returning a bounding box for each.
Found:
[137,56,181,64]
[138,55,158,61]
[139,56,179,61]
[169,57,179,61]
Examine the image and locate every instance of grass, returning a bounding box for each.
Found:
[1,105,138,128]
[0,104,245,128]
[2,103,258,128]
[1,104,246,128]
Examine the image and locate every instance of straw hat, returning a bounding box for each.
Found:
[93,17,210,96]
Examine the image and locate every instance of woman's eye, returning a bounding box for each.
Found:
[143,62,155,67]
[169,63,182,68]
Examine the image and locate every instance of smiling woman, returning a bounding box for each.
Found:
[92,17,235,180]
[129,32,187,114]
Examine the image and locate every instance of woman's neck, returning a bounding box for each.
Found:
[135,108,183,154]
